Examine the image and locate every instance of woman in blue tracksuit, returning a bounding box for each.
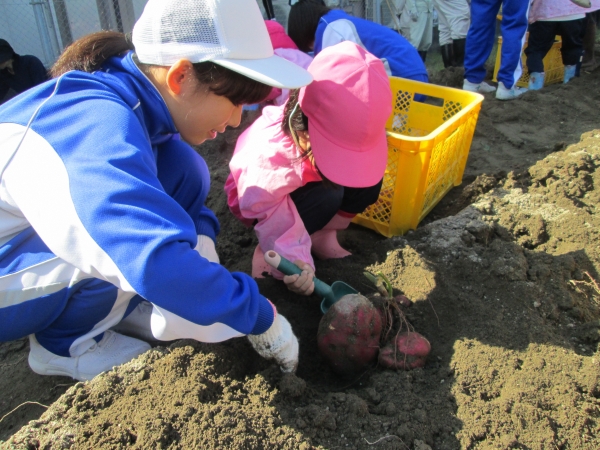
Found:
[287,0,429,84]
[0,0,312,381]
[463,0,531,100]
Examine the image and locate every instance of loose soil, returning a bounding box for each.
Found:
[2,63,600,449]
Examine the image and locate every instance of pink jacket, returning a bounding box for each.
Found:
[225,105,322,275]
[529,0,600,22]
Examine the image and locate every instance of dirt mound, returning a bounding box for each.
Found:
[3,68,600,449]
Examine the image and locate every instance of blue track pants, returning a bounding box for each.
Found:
[464,0,530,88]
[0,142,212,357]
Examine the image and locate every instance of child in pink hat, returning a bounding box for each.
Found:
[225,41,392,294]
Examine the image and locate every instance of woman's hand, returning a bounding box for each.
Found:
[283,260,315,296]
[248,313,299,373]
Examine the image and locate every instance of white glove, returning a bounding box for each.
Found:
[248,314,299,373]
[195,235,219,264]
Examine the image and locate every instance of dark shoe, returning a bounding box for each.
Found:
[453,38,466,67]
[440,44,454,68]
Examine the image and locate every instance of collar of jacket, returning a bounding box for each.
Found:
[98,51,178,146]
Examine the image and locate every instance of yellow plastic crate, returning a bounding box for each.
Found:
[353,77,484,237]
[493,34,564,88]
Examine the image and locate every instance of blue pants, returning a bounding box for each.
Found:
[290,179,383,235]
[464,0,530,88]
[0,141,211,357]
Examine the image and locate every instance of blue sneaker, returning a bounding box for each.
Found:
[528,72,545,90]
[564,65,577,84]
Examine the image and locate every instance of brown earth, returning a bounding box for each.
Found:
[2,63,600,449]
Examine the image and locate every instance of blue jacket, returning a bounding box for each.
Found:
[0,52,274,340]
[315,10,428,81]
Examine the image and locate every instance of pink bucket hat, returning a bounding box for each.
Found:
[298,41,392,188]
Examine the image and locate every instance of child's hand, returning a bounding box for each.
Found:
[283,260,315,296]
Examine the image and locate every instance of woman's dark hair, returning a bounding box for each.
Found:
[51,31,271,106]
[190,63,272,106]
[51,31,132,77]
[288,0,331,53]
[282,89,337,188]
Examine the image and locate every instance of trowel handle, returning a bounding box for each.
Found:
[264,250,333,297]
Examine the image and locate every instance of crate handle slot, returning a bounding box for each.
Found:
[420,95,445,107]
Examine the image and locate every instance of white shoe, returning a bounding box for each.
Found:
[112,300,156,342]
[463,79,497,93]
[495,81,527,100]
[28,331,151,381]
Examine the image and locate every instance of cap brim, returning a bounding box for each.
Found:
[213,54,313,89]
[310,127,388,188]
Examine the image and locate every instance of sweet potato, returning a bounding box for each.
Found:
[378,331,431,370]
[317,294,383,374]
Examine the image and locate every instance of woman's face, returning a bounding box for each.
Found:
[171,88,243,145]
[150,60,243,146]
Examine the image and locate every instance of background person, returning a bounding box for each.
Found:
[398,0,434,62]
[433,0,471,68]
[578,2,600,70]
[463,0,531,100]
[287,0,428,84]
[0,0,312,381]
[225,42,392,289]
[0,39,48,105]
[526,0,590,90]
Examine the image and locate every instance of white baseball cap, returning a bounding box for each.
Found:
[132,0,313,89]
